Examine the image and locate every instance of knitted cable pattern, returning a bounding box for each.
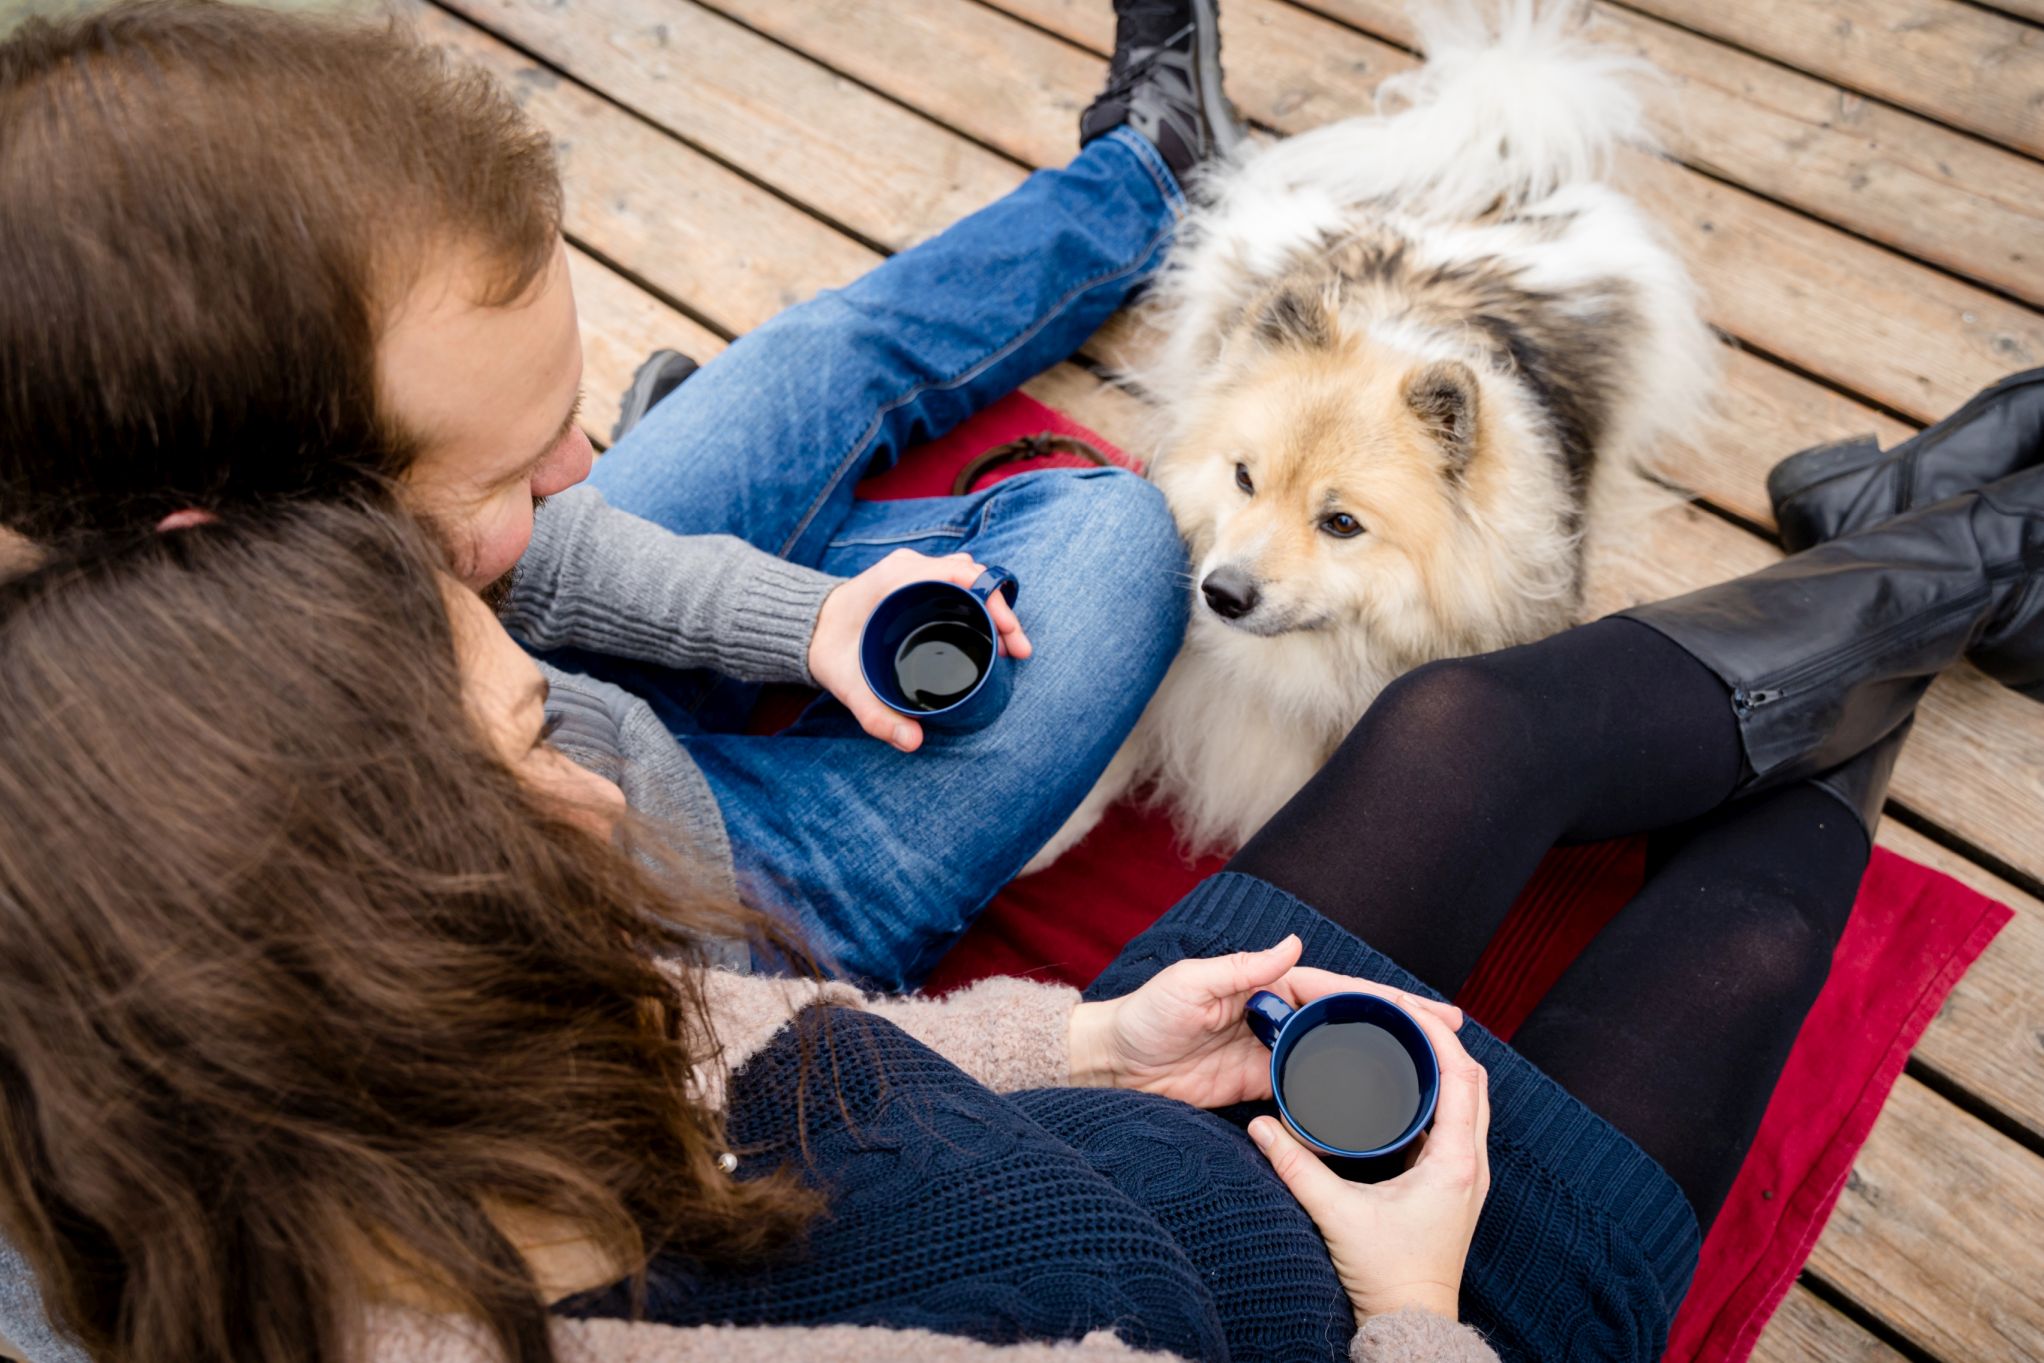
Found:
[561,1006,1230,1360]
[1009,1086,1354,1362]
[1087,874,1700,1363]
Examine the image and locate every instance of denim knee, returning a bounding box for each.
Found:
[1031,466,1188,621]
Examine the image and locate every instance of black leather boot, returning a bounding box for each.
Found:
[1621,467,2044,798]
[1771,368,2044,553]
[1805,718,1910,840]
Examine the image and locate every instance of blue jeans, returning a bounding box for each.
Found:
[579,128,1190,989]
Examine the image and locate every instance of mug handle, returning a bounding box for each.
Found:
[1245,989,1293,1050]
[970,566,1020,608]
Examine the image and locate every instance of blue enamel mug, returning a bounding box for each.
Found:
[1246,989,1441,1177]
[858,567,1020,733]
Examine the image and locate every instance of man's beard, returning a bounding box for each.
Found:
[478,493,544,613]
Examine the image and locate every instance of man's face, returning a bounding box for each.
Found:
[381,237,593,590]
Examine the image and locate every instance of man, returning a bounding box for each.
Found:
[0,0,1239,986]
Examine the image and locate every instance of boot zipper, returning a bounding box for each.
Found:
[1735,584,1993,712]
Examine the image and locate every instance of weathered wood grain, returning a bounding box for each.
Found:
[1306,0,2042,303]
[566,246,728,443]
[1622,0,2044,157]
[943,0,2044,421]
[1751,1284,1910,1363]
[1809,1075,2044,1360]
[431,0,1022,252]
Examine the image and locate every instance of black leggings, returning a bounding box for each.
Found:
[1225,618,1872,1228]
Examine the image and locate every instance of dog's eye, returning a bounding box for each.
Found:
[1321,512,1366,539]
[1234,463,1255,495]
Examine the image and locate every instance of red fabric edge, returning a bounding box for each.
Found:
[1704,890,2011,1361]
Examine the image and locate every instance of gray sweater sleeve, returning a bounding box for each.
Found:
[502,485,843,684]
[0,1234,89,1363]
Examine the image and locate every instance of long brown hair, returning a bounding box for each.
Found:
[0,502,817,1363]
[0,0,563,542]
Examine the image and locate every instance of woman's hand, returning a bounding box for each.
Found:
[1066,935,1466,1111]
[807,548,1031,752]
[1248,1001,1491,1324]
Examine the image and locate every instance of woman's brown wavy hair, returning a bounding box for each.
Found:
[0,503,818,1363]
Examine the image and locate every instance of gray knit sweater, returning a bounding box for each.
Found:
[504,484,845,898]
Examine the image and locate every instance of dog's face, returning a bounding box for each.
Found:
[1155,286,1488,640]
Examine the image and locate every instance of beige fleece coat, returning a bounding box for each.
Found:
[366,972,1501,1363]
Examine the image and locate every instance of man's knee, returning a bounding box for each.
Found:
[1018,466,1186,595]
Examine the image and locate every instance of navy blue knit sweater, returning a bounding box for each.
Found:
[564,874,1699,1363]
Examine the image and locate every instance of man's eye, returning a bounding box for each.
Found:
[1321,512,1365,539]
[1235,463,1255,494]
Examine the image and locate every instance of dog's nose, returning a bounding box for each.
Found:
[1200,567,1260,620]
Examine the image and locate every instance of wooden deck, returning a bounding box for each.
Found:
[406,0,2044,1357]
[0,0,2028,1359]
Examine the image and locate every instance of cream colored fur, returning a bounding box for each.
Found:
[1026,0,1716,869]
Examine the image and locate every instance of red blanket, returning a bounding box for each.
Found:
[851,393,2013,1363]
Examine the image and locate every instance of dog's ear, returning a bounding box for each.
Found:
[1402,360,1481,472]
[1244,282,1340,352]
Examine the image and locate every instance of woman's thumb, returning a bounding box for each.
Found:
[1250,1116,1344,1212]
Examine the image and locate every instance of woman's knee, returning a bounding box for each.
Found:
[1355,653,1548,760]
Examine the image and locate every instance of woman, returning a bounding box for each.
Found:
[1,439,2038,1363]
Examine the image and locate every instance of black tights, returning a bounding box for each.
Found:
[1226,619,1872,1228]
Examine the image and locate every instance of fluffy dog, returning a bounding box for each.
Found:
[1027,1,1715,869]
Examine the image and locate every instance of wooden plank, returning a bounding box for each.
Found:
[1809,1075,2044,1361]
[942,0,2044,423]
[415,4,882,331]
[1751,1284,1909,1363]
[1294,0,2044,304]
[428,0,1022,253]
[1876,823,2044,1144]
[1620,0,2044,158]
[567,247,729,444]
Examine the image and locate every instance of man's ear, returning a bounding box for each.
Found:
[1402,360,1482,473]
[1242,282,1341,352]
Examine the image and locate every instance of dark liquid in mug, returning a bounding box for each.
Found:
[893,621,991,711]
[1280,1021,1422,1151]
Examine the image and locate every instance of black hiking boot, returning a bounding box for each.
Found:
[610,349,700,444]
[1079,0,1246,180]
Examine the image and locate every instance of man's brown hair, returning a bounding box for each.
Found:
[0,0,564,542]
[0,500,818,1363]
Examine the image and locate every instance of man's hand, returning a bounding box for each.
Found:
[808,548,1032,752]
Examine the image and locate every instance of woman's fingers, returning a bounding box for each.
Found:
[1280,967,1464,1031]
[1409,1015,1487,1189]
[1249,1116,1351,1216]
[1191,934,1304,1000]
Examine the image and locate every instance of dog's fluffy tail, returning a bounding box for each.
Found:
[1222,0,1652,221]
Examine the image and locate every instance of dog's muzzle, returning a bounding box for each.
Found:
[1200,566,1260,620]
